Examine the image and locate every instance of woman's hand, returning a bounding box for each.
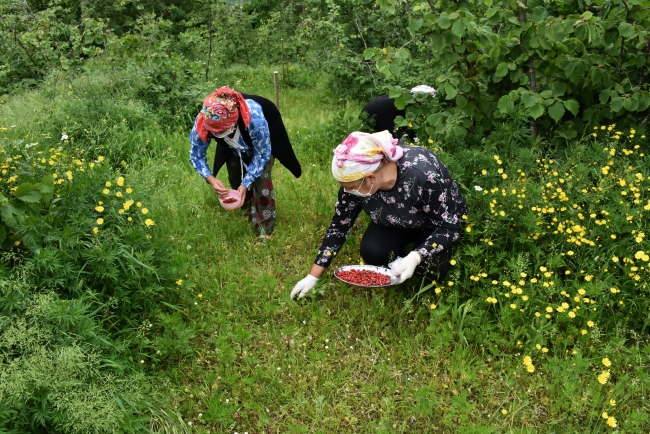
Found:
[235,184,247,209]
[290,275,319,299]
[291,265,325,300]
[207,176,229,199]
[388,251,421,283]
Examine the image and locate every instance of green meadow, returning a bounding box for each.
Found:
[1,62,649,433]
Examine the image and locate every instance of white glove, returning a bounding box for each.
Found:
[290,275,319,299]
[388,251,421,283]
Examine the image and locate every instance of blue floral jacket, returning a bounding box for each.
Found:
[189,99,271,189]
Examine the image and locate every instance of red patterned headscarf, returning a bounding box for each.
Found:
[196,86,251,142]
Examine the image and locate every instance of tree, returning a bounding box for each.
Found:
[370,0,650,140]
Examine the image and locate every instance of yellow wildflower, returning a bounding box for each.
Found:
[597,370,610,384]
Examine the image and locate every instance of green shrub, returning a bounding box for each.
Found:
[0,93,192,432]
[0,279,151,433]
[376,0,650,140]
[1,141,186,324]
[422,122,650,349]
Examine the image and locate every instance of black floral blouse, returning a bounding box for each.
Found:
[315,145,469,268]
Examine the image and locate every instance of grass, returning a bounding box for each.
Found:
[2,63,649,433]
[134,70,649,433]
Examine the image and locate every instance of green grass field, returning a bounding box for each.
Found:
[1,64,649,433]
[141,69,649,433]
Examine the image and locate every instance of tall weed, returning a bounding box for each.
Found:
[0,279,150,433]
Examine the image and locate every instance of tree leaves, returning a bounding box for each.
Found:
[619,22,637,39]
[495,62,509,78]
[368,0,650,137]
[550,81,567,97]
[528,104,545,119]
[376,0,398,14]
[548,101,566,122]
[427,113,444,126]
[563,99,580,116]
[393,48,410,60]
[444,83,458,99]
[451,19,466,37]
[599,89,611,104]
[521,92,539,109]
[611,97,625,113]
[437,13,452,30]
[498,95,514,114]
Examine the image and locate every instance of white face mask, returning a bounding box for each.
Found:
[345,177,374,198]
[215,125,237,138]
[217,126,244,151]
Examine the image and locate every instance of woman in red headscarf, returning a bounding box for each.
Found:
[189,87,301,240]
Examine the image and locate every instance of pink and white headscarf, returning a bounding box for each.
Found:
[331,130,403,182]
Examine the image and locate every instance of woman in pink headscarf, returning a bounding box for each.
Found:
[290,130,468,299]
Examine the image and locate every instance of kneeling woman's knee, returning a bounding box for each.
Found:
[360,239,392,266]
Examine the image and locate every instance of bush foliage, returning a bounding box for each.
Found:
[373,0,650,141]
[2,0,650,431]
[0,71,192,432]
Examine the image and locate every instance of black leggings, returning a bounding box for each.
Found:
[359,222,462,281]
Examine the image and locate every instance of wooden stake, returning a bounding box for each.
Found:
[274,71,280,112]
[281,38,286,84]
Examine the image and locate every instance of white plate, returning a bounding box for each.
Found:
[333,264,399,287]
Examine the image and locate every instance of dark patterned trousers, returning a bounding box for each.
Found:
[226,153,276,236]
